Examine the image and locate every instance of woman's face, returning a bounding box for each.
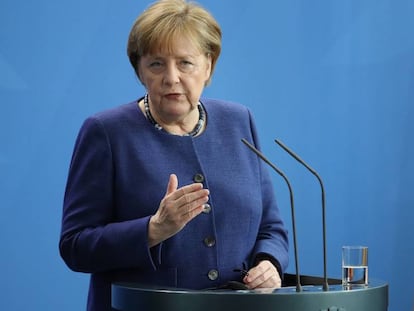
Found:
[138,36,212,121]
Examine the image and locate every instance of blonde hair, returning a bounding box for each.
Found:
[127,0,222,85]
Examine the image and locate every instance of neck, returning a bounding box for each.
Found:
[141,94,205,136]
[157,109,199,135]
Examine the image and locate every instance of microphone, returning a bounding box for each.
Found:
[241,138,302,292]
[274,139,329,291]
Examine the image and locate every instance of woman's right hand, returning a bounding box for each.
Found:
[148,174,210,247]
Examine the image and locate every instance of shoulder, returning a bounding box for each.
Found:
[200,98,259,138]
[201,97,252,119]
[80,100,142,129]
[91,101,140,123]
[74,100,145,143]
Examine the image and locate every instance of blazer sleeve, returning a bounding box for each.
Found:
[59,116,158,273]
[247,109,289,273]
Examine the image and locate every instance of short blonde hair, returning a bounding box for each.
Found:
[127,0,222,85]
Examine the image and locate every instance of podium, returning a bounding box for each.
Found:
[112,275,388,311]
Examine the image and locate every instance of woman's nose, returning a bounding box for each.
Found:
[163,64,180,85]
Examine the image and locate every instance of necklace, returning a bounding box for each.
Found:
[143,94,206,137]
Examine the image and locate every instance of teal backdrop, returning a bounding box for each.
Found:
[1,0,413,310]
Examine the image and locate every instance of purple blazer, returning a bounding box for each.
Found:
[59,97,289,310]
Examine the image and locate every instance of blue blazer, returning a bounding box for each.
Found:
[59,98,289,311]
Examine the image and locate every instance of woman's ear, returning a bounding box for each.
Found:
[136,65,145,86]
[204,53,213,85]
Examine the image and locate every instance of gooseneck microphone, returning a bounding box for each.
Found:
[274,139,329,291]
[241,138,302,292]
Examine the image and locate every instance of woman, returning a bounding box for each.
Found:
[59,0,289,310]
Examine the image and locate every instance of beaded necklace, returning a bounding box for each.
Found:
[143,94,206,137]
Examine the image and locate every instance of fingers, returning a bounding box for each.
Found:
[175,187,209,215]
[165,174,178,195]
[149,175,210,247]
[164,176,209,218]
[243,260,282,289]
[160,174,209,227]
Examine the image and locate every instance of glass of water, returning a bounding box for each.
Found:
[342,246,368,287]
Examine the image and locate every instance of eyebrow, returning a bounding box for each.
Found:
[148,54,198,60]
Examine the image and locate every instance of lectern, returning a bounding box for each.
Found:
[112,276,388,311]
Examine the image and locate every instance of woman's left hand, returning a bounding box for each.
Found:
[243,260,282,289]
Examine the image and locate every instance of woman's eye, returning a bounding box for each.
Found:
[179,60,195,72]
[147,61,165,73]
[149,61,163,68]
[181,60,193,66]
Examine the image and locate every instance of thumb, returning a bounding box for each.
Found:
[165,174,178,195]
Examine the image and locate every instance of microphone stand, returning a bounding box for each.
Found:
[275,139,329,291]
[241,138,302,292]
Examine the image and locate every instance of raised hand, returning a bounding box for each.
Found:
[148,174,210,247]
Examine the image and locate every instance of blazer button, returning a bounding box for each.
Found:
[193,173,204,183]
[202,203,211,213]
[208,269,219,281]
[204,236,216,247]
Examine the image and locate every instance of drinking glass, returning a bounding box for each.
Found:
[342,245,368,287]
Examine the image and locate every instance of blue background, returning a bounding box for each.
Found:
[1,0,413,310]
